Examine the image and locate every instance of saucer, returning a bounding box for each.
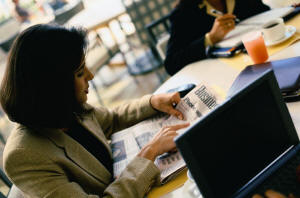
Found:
[265,25,297,47]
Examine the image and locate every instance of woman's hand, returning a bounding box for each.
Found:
[209,14,236,44]
[150,92,184,120]
[292,3,300,7]
[253,190,296,198]
[137,123,190,161]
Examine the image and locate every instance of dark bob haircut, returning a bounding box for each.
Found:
[0,24,88,128]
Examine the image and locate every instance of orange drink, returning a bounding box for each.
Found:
[242,31,268,64]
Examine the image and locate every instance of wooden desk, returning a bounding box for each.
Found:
[67,0,127,68]
[67,0,125,37]
[153,20,300,198]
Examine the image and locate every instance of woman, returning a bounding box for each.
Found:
[164,0,270,75]
[0,24,189,197]
[12,0,31,23]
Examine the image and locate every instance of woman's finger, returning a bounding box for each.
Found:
[265,190,287,198]
[253,194,264,198]
[171,92,181,104]
[169,123,190,130]
[217,14,236,21]
[167,107,184,120]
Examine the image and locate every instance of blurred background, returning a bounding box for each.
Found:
[0,0,300,196]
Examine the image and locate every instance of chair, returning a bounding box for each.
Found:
[7,185,23,198]
[155,34,170,60]
[120,0,176,83]
[0,18,20,52]
[0,168,21,198]
[145,13,171,61]
[54,0,84,25]
[85,31,124,105]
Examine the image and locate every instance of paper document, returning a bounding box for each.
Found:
[111,84,222,184]
[217,7,295,47]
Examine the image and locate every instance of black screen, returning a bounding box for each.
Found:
[177,75,297,198]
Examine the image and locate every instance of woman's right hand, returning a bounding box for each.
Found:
[138,123,190,161]
[208,14,236,44]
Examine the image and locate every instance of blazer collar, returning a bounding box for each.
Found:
[41,113,112,185]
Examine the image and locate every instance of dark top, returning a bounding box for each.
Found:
[66,120,113,175]
[15,5,30,22]
[164,0,270,75]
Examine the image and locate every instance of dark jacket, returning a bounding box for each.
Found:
[164,0,270,75]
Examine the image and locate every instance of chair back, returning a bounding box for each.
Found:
[121,0,176,45]
[7,185,24,198]
[54,0,84,25]
[145,13,171,60]
[156,34,170,60]
[0,18,20,52]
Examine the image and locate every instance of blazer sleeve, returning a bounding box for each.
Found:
[4,147,160,198]
[164,8,208,75]
[93,95,158,138]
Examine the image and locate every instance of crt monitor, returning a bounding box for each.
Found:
[175,69,299,198]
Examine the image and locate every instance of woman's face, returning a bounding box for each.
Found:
[74,62,94,104]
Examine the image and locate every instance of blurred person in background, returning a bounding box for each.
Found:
[11,0,31,23]
[48,0,67,10]
[164,0,270,75]
[0,24,189,198]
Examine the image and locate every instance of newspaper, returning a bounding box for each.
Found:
[111,83,222,184]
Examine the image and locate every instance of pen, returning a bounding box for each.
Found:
[211,9,240,23]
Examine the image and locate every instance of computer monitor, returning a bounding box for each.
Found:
[175,69,299,198]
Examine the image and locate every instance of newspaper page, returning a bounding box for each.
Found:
[111,83,222,183]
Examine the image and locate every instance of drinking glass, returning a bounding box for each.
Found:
[242,31,269,64]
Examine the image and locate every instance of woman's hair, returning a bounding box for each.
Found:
[0,24,88,128]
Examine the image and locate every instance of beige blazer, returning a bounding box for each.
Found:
[3,95,160,198]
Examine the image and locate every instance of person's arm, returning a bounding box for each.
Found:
[4,147,160,198]
[94,93,185,138]
[164,10,208,75]
[164,9,236,75]
[94,95,158,138]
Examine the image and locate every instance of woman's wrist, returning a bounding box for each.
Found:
[149,95,159,112]
[137,144,158,162]
[208,32,218,44]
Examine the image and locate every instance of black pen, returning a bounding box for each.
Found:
[211,9,240,23]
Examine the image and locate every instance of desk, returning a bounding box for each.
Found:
[67,0,127,68]
[67,0,125,41]
[153,19,300,198]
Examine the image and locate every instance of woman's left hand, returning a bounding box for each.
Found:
[150,92,184,120]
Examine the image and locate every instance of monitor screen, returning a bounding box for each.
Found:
[176,70,299,198]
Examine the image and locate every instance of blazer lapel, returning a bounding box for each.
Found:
[76,113,113,158]
[42,128,112,185]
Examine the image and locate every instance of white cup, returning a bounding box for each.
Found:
[262,18,286,43]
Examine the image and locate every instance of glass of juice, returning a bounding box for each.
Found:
[242,31,269,64]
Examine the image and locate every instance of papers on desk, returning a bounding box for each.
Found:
[111,84,222,184]
[217,7,295,48]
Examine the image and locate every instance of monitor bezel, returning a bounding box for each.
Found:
[175,69,299,198]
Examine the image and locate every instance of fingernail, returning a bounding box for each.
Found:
[178,115,183,120]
